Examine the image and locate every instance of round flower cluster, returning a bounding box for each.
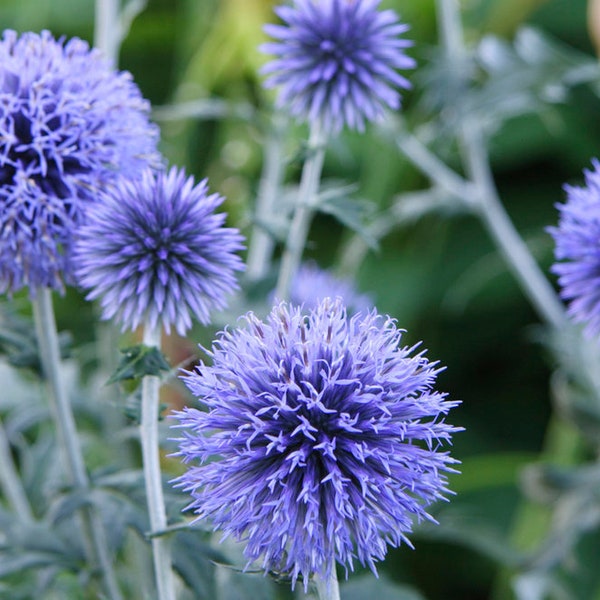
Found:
[173,298,459,588]
[0,30,159,294]
[550,159,600,338]
[261,0,415,132]
[75,167,245,335]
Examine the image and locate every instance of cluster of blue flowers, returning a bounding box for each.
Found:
[173,299,460,588]
[261,0,415,132]
[550,160,600,339]
[0,1,466,593]
[0,30,160,294]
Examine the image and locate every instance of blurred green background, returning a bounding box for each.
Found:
[2,0,600,598]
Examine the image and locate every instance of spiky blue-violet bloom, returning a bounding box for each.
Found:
[75,166,245,335]
[260,0,415,133]
[172,298,460,589]
[549,159,600,338]
[276,261,373,314]
[0,30,160,295]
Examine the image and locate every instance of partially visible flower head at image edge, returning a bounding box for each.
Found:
[549,158,600,339]
[0,30,160,295]
[276,261,374,314]
[75,167,245,335]
[172,298,461,590]
[260,0,415,133]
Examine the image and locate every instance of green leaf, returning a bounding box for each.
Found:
[107,344,171,388]
[316,181,378,250]
[0,303,71,375]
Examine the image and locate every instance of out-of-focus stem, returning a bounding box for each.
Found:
[33,289,122,600]
[275,123,326,300]
[246,115,287,282]
[140,323,176,600]
[314,566,340,600]
[95,0,121,63]
[432,0,567,330]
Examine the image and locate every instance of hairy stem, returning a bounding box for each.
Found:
[275,123,327,300]
[141,323,176,600]
[33,289,122,600]
[0,418,32,521]
[246,115,287,282]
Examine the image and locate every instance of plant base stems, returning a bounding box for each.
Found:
[33,288,122,600]
[0,418,33,521]
[275,123,326,301]
[315,566,340,600]
[246,116,287,282]
[141,324,176,600]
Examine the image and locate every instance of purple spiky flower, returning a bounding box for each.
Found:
[260,0,415,132]
[75,167,245,335]
[550,159,600,338]
[0,30,159,295]
[172,298,460,589]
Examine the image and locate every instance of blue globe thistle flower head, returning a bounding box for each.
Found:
[550,159,600,338]
[75,167,245,335]
[172,298,460,589]
[281,261,373,314]
[0,30,159,295]
[260,0,416,133]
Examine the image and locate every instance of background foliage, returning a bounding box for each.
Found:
[2,0,600,598]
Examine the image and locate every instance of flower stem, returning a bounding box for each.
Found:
[432,0,567,331]
[275,123,327,301]
[141,323,176,600]
[315,566,340,600]
[94,0,121,63]
[246,115,287,282]
[0,418,33,521]
[32,288,122,600]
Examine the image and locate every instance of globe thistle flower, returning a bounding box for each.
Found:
[172,298,460,589]
[75,167,245,335]
[278,261,373,314]
[260,0,415,133]
[0,30,159,295]
[550,159,600,338]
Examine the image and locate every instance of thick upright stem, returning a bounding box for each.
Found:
[140,324,176,600]
[275,123,327,300]
[434,0,566,330]
[246,116,287,282]
[0,418,33,520]
[314,566,340,600]
[33,289,122,600]
[95,0,121,63]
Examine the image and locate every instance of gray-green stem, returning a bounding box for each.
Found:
[33,289,122,600]
[141,323,176,600]
[246,115,287,282]
[314,566,340,600]
[94,0,121,63]
[275,123,327,300]
[406,0,569,331]
[0,418,32,520]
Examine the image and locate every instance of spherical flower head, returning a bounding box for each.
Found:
[172,298,460,589]
[549,159,600,339]
[281,261,373,314]
[75,167,245,335]
[260,0,415,133]
[0,29,160,295]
